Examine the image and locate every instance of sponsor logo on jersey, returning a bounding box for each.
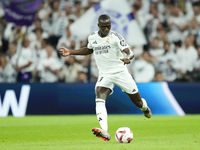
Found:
[94,45,111,51]
[94,45,111,55]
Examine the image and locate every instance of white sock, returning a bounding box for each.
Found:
[95,98,108,131]
[140,98,148,111]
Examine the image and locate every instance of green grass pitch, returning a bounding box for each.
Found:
[0,115,200,150]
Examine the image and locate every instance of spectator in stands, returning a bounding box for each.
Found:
[68,14,77,26]
[27,19,49,42]
[189,34,199,49]
[176,36,198,82]
[57,5,73,37]
[148,22,169,47]
[192,2,200,24]
[73,0,85,18]
[69,40,85,64]
[4,24,26,46]
[149,37,165,60]
[77,71,88,83]
[29,28,43,52]
[6,43,17,62]
[156,42,179,82]
[59,56,86,83]
[151,0,166,15]
[132,0,149,30]
[150,3,165,23]
[167,5,187,46]
[0,37,2,52]
[154,71,164,82]
[57,26,80,51]
[176,0,194,22]
[0,53,16,83]
[64,4,72,18]
[48,0,66,48]
[1,0,200,83]
[38,0,51,21]
[183,19,200,47]
[130,46,144,58]
[28,19,42,34]
[191,46,200,81]
[132,51,155,83]
[59,0,74,11]
[11,36,34,82]
[36,45,62,82]
[162,0,174,15]
[0,3,4,39]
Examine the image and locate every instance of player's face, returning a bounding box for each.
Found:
[98,20,111,37]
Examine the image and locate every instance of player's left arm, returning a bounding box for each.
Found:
[120,48,134,65]
[114,32,134,65]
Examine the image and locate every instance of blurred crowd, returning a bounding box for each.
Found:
[0,0,200,83]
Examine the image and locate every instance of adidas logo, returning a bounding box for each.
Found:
[132,89,136,92]
[93,40,97,44]
[98,117,102,122]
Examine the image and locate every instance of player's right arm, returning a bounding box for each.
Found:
[59,32,95,57]
[59,47,93,57]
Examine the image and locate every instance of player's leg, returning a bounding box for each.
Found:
[92,75,114,141]
[126,92,142,107]
[113,70,151,118]
[95,86,111,131]
[92,86,112,141]
[126,92,152,118]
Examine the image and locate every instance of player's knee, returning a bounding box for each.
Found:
[96,92,109,100]
[95,91,103,99]
[95,87,111,100]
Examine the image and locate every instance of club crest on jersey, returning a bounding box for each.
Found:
[106,38,110,44]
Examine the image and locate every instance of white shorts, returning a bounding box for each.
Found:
[95,70,139,95]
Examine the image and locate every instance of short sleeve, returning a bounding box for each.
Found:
[114,32,129,50]
[87,36,93,49]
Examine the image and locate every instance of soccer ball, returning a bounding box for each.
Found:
[115,127,133,143]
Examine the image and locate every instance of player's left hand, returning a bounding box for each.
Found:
[120,58,130,65]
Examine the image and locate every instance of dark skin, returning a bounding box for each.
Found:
[59,14,143,108]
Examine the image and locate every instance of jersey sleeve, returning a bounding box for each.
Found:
[87,35,93,49]
[114,32,129,50]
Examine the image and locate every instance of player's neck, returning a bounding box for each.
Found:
[98,31,107,38]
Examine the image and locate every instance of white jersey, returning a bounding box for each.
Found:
[87,30,129,75]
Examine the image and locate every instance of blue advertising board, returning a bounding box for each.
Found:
[0,82,199,117]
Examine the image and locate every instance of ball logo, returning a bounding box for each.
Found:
[91,8,128,39]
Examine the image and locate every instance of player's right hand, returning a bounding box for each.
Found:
[59,47,70,57]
